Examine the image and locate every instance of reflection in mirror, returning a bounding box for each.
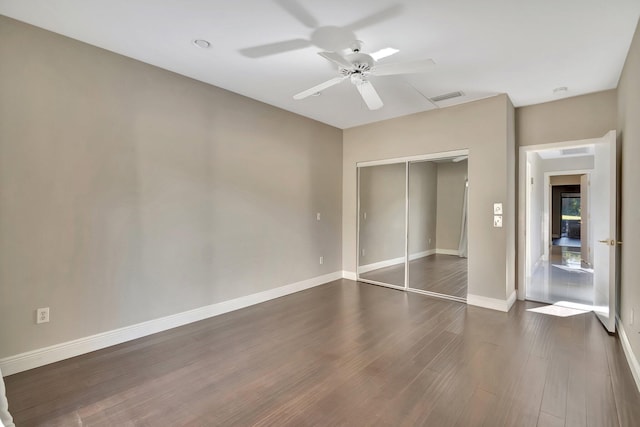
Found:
[408,159,468,299]
[358,163,406,287]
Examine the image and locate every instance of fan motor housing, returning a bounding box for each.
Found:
[345,52,374,73]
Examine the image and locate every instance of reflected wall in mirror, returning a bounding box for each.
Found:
[408,159,468,299]
[358,163,406,288]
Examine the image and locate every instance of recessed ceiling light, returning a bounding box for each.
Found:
[553,86,568,94]
[193,39,211,49]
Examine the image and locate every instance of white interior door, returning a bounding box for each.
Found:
[591,130,617,333]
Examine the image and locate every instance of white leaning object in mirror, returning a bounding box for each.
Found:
[0,368,15,427]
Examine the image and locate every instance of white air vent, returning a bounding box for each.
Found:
[430,91,464,102]
[561,147,588,156]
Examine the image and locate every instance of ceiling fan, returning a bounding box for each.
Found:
[239,1,403,57]
[293,43,435,110]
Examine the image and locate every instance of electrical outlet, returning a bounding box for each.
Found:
[319,256,323,265]
[36,307,49,324]
[428,237,432,246]
[363,212,367,220]
[316,212,321,221]
[361,248,366,257]
[493,215,503,228]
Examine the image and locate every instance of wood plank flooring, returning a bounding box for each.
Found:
[4,280,640,426]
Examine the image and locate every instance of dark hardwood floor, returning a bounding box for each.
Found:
[5,280,640,426]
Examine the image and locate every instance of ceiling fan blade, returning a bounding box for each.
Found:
[318,51,353,69]
[293,76,347,100]
[275,0,319,29]
[356,81,383,110]
[239,39,311,58]
[370,59,436,76]
[345,4,404,31]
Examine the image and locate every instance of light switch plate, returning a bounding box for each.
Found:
[493,215,503,228]
[493,203,503,215]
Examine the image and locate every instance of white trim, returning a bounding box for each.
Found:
[467,290,516,312]
[357,250,436,275]
[404,163,409,289]
[407,287,467,304]
[342,271,357,281]
[357,149,469,168]
[507,290,517,311]
[617,316,640,393]
[410,249,436,260]
[0,271,342,377]
[435,248,460,256]
[358,256,405,273]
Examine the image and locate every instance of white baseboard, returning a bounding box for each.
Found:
[467,290,516,313]
[616,316,640,393]
[357,250,436,275]
[342,271,357,281]
[507,290,517,311]
[409,249,436,260]
[358,256,405,273]
[436,249,460,256]
[0,271,342,377]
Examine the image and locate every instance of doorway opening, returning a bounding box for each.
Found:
[518,131,617,332]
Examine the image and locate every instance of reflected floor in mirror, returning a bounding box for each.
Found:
[359,254,467,298]
[409,254,467,298]
[359,262,405,287]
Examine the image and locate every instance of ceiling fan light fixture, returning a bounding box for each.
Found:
[370,47,399,61]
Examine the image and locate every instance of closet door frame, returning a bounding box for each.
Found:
[356,149,469,298]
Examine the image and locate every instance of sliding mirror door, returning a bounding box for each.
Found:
[357,163,407,288]
[408,158,468,301]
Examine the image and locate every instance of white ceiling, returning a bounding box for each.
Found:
[1,0,639,129]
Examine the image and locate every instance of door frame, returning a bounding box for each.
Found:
[542,170,591,263]
[517,137,599,300]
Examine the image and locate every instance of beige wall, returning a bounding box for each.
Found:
[517,90,617,147]
[617,18,640,366]
[0,17,343,358]
[435,161,467,251]
[549,175,582,186]
[344,95,514,302]
[358,163,406,266]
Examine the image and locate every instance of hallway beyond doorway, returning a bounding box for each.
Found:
[527,245,594,308]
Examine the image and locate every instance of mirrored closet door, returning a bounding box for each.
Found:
[407,158,468,301]
[357,152,469,302]
[357,163,407,289]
